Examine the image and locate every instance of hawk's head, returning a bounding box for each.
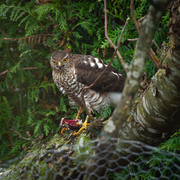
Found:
[50,50,71,71]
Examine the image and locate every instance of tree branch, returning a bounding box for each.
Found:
[104,0,128,73]
[127,38,138,41]
[130,0,140,34]
[130,0,159,68]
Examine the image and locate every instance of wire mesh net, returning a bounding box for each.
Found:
[4,137,179,180]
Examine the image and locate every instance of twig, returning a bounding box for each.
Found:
[130,0,140,34]
[128,164,133,180]
[138,15,147,23]
[0,28,7,36]
[35,0,41,5]
[7,131,13,147]
[39,21,50,34]
[10,128,32,141]
[118,18,130,48]
[127,38,138,41]
[104,0,128,74]
[0,67,38,76]
[130,0,159,68]
[36,134,44,140]
[149,48,159,67]
[152,40,160,52]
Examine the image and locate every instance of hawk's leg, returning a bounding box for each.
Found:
[76,106,83,119]
[73,115,90,136]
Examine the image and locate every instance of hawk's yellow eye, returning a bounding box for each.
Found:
[53,61,56,64]
[64,58,67,63]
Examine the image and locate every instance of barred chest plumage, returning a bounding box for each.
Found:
[52,68,111,112]
[52,68,81,105]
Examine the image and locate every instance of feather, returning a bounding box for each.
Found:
[73,54,126,92]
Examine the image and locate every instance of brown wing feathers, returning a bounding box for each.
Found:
[74,54,125,92]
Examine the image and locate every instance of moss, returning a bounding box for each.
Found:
[0,131,80,179]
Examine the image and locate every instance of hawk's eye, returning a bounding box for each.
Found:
[64,58,67,63]
[52,61,56,64]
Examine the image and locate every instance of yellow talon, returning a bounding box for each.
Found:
[73,115,90,136]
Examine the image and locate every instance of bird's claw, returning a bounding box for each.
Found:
[73,115,90,136]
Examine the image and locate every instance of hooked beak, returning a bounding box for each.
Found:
[58,62,61,67]
[57,62,63,70]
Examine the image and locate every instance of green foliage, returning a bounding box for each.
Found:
[159,130,180,152]
[100,106,114,119]
[0,0,173,165]
[144,59,157,79]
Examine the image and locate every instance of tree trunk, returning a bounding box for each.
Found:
[83,0,180,179]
